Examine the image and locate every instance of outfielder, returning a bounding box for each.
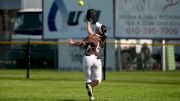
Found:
[67,9,107,101]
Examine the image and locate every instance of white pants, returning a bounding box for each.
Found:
[82,55,102,83]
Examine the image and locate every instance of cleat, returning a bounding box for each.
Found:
[90,96,94,101]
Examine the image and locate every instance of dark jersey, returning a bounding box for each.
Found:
[82,34,102,58]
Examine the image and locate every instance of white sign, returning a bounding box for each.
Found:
[115,0,180,39]
[43,0,113,39]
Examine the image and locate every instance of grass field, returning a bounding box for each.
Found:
[0,69,180,101]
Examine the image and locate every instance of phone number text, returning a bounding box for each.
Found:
[126,27,178,35]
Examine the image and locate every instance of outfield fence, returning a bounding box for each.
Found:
[0,40,180,71]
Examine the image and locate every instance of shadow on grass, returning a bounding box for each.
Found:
[0,99,81,101]
[113,79,180,85]
[60,100,88,101]
[0,76,83,81]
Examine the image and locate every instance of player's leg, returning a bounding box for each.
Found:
[86,83,94,101]
[86,58,101,101]
[91,58,102,88]
[82,55,94,100]
[83,55,93,83]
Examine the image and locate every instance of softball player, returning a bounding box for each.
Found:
[67,19,107,101]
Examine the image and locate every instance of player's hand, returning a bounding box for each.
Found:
[67,38,74,45]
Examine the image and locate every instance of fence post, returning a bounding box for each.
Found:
[26,39,30,79]
[162,40,166,71]
[103,39,107,80]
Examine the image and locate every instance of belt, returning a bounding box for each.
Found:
[85,54,94,56]
[85,54,100,59]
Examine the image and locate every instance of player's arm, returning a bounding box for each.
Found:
[86,9,96,35]
[67,38,85,46]
[86,21,95,35]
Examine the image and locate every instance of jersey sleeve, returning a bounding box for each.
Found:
[82,36,90,45]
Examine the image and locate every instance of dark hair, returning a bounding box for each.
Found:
[100,25,107,47]
[101,25,107,35]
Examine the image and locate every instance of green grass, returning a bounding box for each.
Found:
[0,69,180,101]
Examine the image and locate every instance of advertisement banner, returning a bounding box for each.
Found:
[43,0,113,39]
[115,0,180,39]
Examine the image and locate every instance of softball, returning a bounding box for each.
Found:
[78,0,84,6]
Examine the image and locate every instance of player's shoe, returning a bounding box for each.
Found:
[90,96,94,101]
[86,83,94,101]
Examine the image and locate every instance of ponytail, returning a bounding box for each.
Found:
[100,25,107,47]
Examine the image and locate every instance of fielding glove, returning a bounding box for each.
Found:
[86,9,96,22]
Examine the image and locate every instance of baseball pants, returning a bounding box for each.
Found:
[82,55,102,84]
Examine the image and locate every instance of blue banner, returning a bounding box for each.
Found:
[43,0,113,39]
